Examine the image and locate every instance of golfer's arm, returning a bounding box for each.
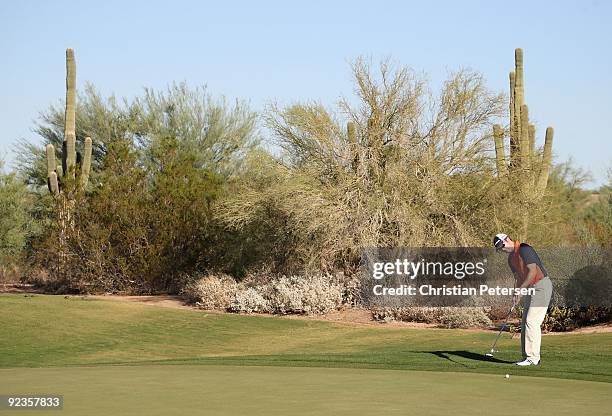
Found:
[518,264,538,289]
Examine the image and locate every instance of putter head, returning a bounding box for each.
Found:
[485,353,494,357]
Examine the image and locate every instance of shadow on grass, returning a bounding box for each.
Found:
[418,351,515,366]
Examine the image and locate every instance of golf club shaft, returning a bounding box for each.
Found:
[489,303,516,352]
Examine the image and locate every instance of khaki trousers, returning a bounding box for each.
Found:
[521,276,553,363]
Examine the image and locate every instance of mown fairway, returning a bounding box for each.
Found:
[1,294,611,415]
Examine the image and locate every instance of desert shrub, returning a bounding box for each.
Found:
[213,150,305,277]
[330,271,362,307]
[525,161,592,246]
[581,169,611,247]
[262,274,344,315]
[239,265,278,287]
[180,273,346,315]
[437,307,493,329]
[0,164,41,259]
[372,306,492,328]
[22,267,52,287]
[295,274,344,314]
[372,306,431,323]
[0,161,44,284]
[181,273,345,315]
[229,287,271,314]
[27,137,225,294]
[262,276,306,314]
[486,301,518,321]
[181,274,238,310]
[538,248,612,331]
[542,306,612,332]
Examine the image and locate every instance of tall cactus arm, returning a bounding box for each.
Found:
[64,48,77,180]
[49,172,60,196]
[493,124,508,177]
[511,49,525,168]
[509,71,517,164]
[64,49,76,141]
[46,144,57,177]
[536,127,554,193]
[513,49,524,118]
[46,144,60,195]
[80,137,92,190]
[528,124,535,174]
[66,132,77,180]
[519,104,530,171]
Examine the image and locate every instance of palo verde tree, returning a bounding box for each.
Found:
[493,48,554,240]
[220,58,506,273]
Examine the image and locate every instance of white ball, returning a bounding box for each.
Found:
[505,374,510,379]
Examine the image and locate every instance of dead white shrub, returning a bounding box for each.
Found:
[264,274,344,315]
[229,286,271,314]
[181,274,238,310]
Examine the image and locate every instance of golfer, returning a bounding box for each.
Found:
[493,233,553,366]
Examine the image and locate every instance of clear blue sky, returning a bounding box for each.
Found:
[1,0,610,187]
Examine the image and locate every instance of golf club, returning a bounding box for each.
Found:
[485,301,517,357]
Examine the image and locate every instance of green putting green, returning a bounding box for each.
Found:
[1,365,611,416]
[1,294,611,415]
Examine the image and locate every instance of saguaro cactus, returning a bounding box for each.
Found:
[493,48,554,198]
[45,48,93,283]
[46,48,92,196]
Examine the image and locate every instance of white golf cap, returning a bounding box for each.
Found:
[493,233,508,250]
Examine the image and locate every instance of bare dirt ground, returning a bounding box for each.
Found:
[90,294,197,311]
[2,283,611,334]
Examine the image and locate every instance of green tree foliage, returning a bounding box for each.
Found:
[132,83,258,177]
[0,160,41,259]
[15,82,258,188]
[22,83,258,293]
[34,137,225,293]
